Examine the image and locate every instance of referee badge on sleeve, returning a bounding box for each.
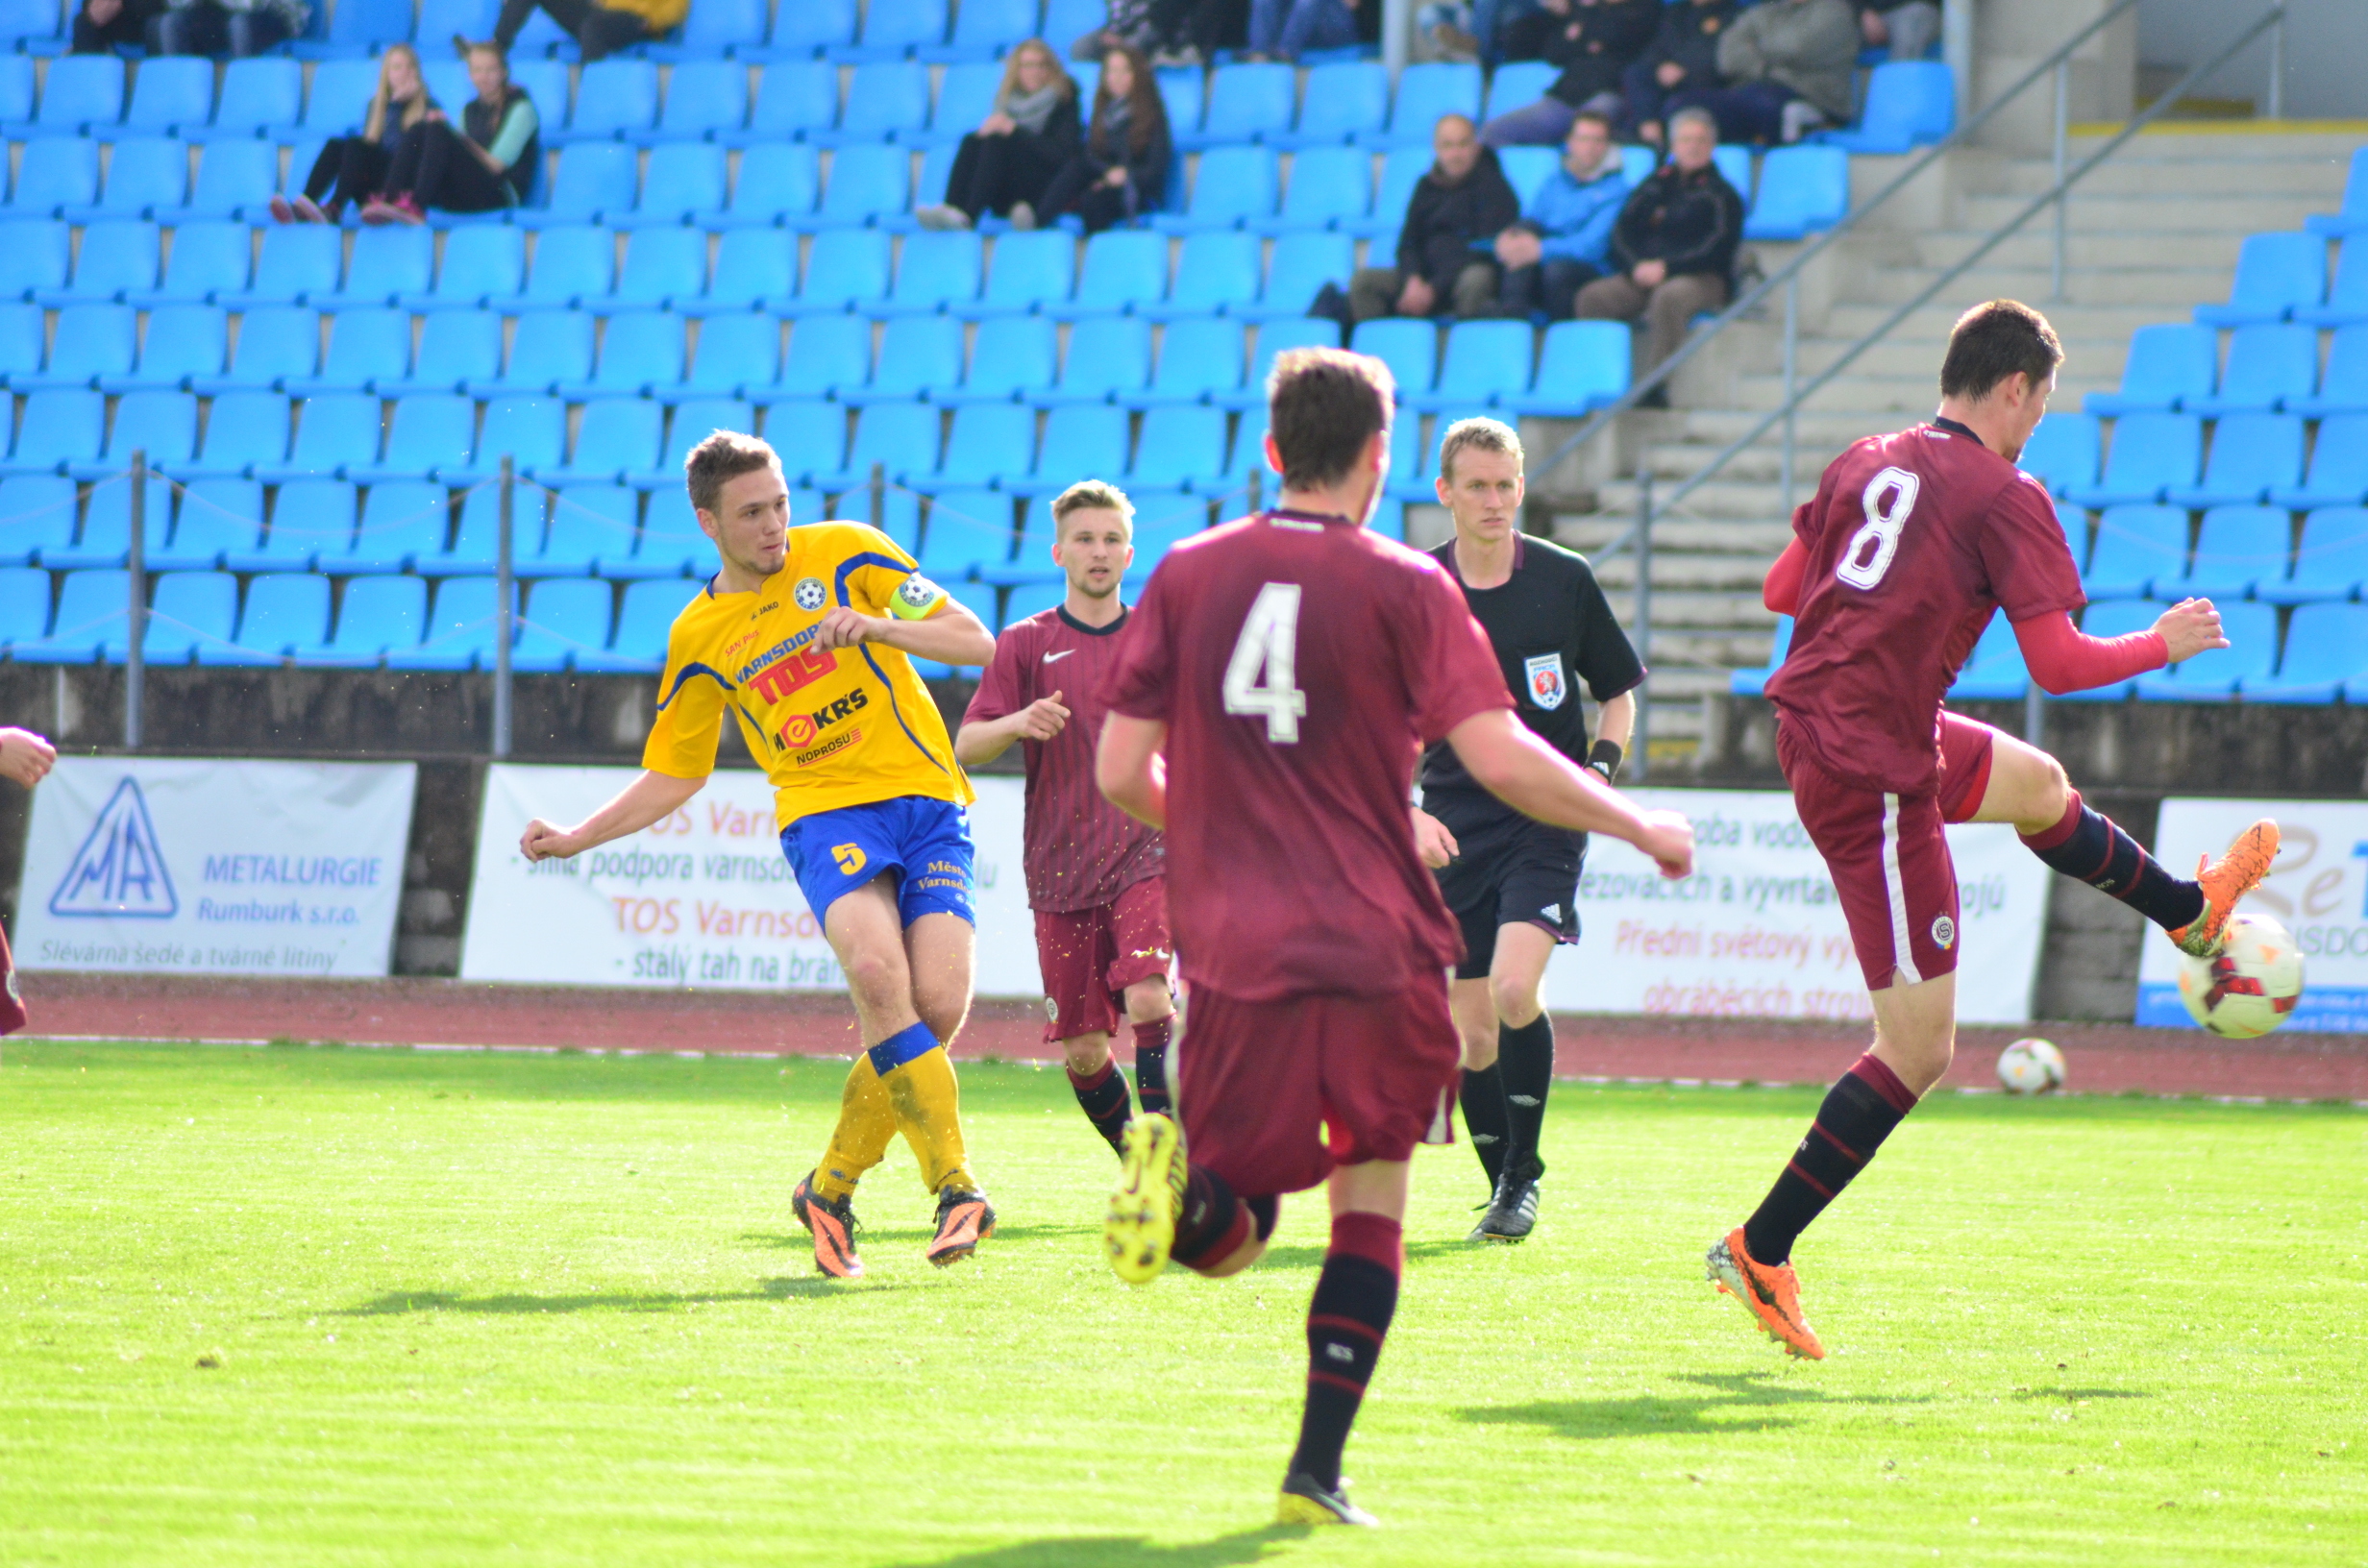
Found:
[1523,653,1567,710]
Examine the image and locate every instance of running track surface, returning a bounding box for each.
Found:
[14,975,2367,1102]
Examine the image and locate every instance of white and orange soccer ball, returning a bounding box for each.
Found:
[2177,913,2306,1039]
[1996,1038,2066,1094]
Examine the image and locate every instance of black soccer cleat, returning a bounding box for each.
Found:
[1470,1160,1540,1243]
[1277,1472,1379,1527]
[791,1169,864,1279]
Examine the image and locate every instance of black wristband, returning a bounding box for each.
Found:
[1587,739,1624,784]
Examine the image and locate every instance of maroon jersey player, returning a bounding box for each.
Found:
[956,480,1175,1154]
[1708,301,2281,1362]
[1095,348,1695,1528]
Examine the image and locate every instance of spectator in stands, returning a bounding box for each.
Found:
[69,0,160,54]
[1490,110,1625,319]
[365,42,539,226]
[1669,0,1858,146]
[1070,0,1235,63]
[494,0,682,63]
[1574,107,1742,394]
[1618,0,1739,149]
[916,40,1083,233]
[1332,113,1520,324]
[153,0,305,56]
[1244,0,1356,62]
[272,43,434,224]
[1037,44,1171,234]
[1861,0,1939,61]
[1480,0,1658,148]
[1420,0,1540,67]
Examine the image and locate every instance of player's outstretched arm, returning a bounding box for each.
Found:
[2008,600,2222,697]
[1444,709,1693,878]
[1096,712,1169,830]
[814,600,998,667]
[953,691,1072,768]
[519,770,706,863]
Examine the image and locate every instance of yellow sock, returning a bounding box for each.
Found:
[813,1055,897,1202]
[880,1045,974,1195]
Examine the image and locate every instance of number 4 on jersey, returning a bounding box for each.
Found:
[1223,582,1308,744]
[1837,466,1921,591]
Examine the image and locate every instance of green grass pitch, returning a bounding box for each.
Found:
[0,1040,2361,1566]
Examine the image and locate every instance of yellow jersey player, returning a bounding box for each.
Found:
[518,430,1000,1279]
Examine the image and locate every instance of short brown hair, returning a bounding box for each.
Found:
[1050,478,1133,532]
[1939,300,2064,401]
[1267,348,1394,492]
[1438,416,1523,484]
[1570,109,1613,136]
[683,429,779,518]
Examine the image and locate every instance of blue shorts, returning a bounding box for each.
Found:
[780,796,975,930]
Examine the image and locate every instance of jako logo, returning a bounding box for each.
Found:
[50,777,179,919]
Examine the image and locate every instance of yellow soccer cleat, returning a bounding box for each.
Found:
[1278,1473,1378,1527]
[2170,819,2282,958]
[1105,1113,1185,1286]
[1706,1226,1826,1360]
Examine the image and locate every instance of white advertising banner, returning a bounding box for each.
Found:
[1540,788,2053,1024]
[460,765,1040,996]
[15,756,416,977]
[2137,797,2368,1033]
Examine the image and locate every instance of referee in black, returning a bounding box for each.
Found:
[1411,416,1642,1243]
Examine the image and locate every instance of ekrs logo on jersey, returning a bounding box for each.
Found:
[793,577,826,611]
[1524,653,1567,710]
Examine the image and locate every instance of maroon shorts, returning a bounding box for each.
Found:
[0,921,22,1036]
[1779,712,1999,992]
[1174,979,1462,1199]
[1032,876,1172,1043]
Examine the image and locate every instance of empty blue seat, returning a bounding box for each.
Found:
[1221,402,1272,492]
[121,221,243,313]
[555,311,684,400]
[352,394,476,484]
[2270,412,2368,511]
[1744,145,1849,241]
[399,227,526,313]
[2297,240,2368,329]
[63,136,185,224]
[2184,324,2315,417]
[1275,60,1387,149]
[284,307,409,397]
[2084,323,2217,416]
[1494,145,1558,214]
[1349,147,1432,244]
[511,577,615,672]
[9,568,130,664]
[756,313,871,402]
[1154,64,1202,141]
[615,143,727,230]
[293,58,382,135]
[810,141,911,229]
[923,0,1031,62]
[2014,411,2100,498]
[958,230,1073,319]
[150,478,262,569]
[782,228,894,315]
[1144,230,1260,322]
[2306,147,2368,241]
[1253,144,1369,237]
[0,220,69,304]
[37,217,158,306]
[533,486,629,575]
[699,144,820,233]
[333,480,453,575]
[490,226,614,313]
[617,492,707,582]
[387,576,512,672]
[1049,230,1167,319]
[31,55,121,135]
[2179,504,2288,600]
[372,312,496,402]
[1237,231,1353,325]
[1500,319,1630,416]
[0,1,58,57]
[129,571,238,664]
[2083,504,2187,599]
[2288,325,2368,419]
[0,301,35,384]
[553,59,657,144]
[925,402,1034,490]
[531,398,663,485]
[432,484,508,573]
[112,56,210,139]
[0,476,76,565]
[816,60,929,145]
[938,313,1055,405]
[2133,600,2276,701]
[599,227,707,314]
[0,389,102,476]
[15,301,133,391]
[1176,62,1294,152]
[72,387,194,478]
[811,399,939,491]
[515,143,639,229]
[2064,413,2201,508]
[168,390,286,479]
[187,306,314,397]
[291,0,407,59]
[1944,613,2029,701]
[603,577,690,670]
[1151,144,1277,234]
[56,473,169,573]
[832,0,944,61]
[639,57,749,143]
[192,57,300,141]
[252,395,381,485]
[460,312,590,402]
[2260,506,2368,606]
[1038,315,1150,406]
[881,229,981,316]
[295,575,428,668]
[1127,488,1211,572]
[2194,232,2326,328]
[178,140,277,223]
[1009,403,1124,494]
[0,562,45,651]
[220,225,340,309]
[1127,404,1227,492]
[8,136,98,219]
[225,481,351,574]
[90,303,220,396]
[1814,60,1953,154]
[764,399,847,487]
[1409,319,1530,412]
[916,488,1010,579]
[847,313,960,405]
[1350,318,1438,403]
[443,394,565,485]
[2241,601,2368,703]
[1125,315,1243,410]
[669,317,778,404]
[1481,61,1557,124]
[2166,412,2304,509]
[314,226,432,310]
[724,61,838,146]
[1365,61,1479,148]
[677,229,797,317]
[918,59,1000,144]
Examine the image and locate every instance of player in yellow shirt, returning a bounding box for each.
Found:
[518,430,999,1278]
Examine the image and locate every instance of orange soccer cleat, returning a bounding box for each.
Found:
[791,1169,864,1280]
[1706,1226,1826,1360]
[925,1187,997,1267]
[2170,820,2282,959]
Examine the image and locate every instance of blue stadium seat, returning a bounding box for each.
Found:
[190,58,300,142]
[604,577,689,671]
[1048,230,1167,320]
[0,563,47,652]
[133,571,239,664]
[846,313,960,406]
[165,390,287,479]
[2243,600,2368,703]
[1350,318,1438,403]
[831,0,945,62]
[35,217,158,306]
[1175,61,1293,153]
[225,481,351,574]
[1239,231,1353,323]
[1814,60,1954,154]
[512,578,615,672]
[2262,506,2368,606]
[1364,61,1479,148]
[57,472,169,572]
[554,311,683,401]
[936,313,1056,405]
[62,136,185,225]
[2184,323,2316,417]
[121,220,242,312]
[810,399,940,491]
[2084,323,2217,416]
[702,143,821,231]
[533,485,629,575]
[488,226,614,313]
[722,61,838,147]
[443,394,565,485]
[294,575,428,668]
[752,313,871,402]
[1252,144,1369,237]
[0,476,75,564]
[1144,230,1260,322]
[1037,314,1150,406]
[777,228,893,316]
[149,478,261,570]
[0,1,59,58]
[916,60,1000,146]
[762,399,847,486]
[91,303,220,395]
[637,0,763,60]
[9,568,129,664]
[814,60,930,145]
[599,227,707,314]
[386,576,511,672]
[808,141,911,229]
[70,387,194,478]
[0,220,69,304]
[2297,240,2368,329]
[1153,63,1202,143]
[531,398,664,486]
[2288,324,2368,419]
[512,143,639,230]
[1128,487,1212,572]
[250,395,381,485]
[925,402,1034,491]
[1344,144,1429,239]
[397,227,525,315]
[1712,144,1753,202]
[678,229,798,316]
[6,136,98,221]
[2082,504,2187,599]
[284,307,409,397]
[291,0,407,58]
[333,481,453,576]
[2271,412,2368,511]
[639,58,749,143]
[1496,146,1557,212]
[905,133,956,215]
[1409,319,1529,412]
[464,312,595,400]
[1480,61,1556,124]
[917,488,1011,580]
[552,59,657,144]
[2165,411,2304,509]
[1944,613,2029,700]
[2179,504,2288,600]
[178,140,277,223]
[923,0,1033,63]
[2133,600,2276,700]
[1221,402,1272,496]
[1124,315,1243,410]
[1151,144,1277,234]
[1273,59,1386,150]
[219,225,340,309]
[111,56,210,140]
[2064,413,2201,508]
[1126,404,1227,492]
[2014,412,2100,498]
[294,59,381,135]
[614,143,728,231]
[2306,147,2368,240]
[0,301,36,384]
[0,389,102,476]
[1009,402,1123,494]
[1744,145,1849,241]
[1500,320,1630,415]
[30,55,121,135]
[2194,232,2326,328]
[661,317,776,404]
[351,394,476,484]
[956,230,1073,319]
[431,485,507,573]
[313,226,432,310]
[616,491,707,583]
[14,302,133,391]
[880,229,982,316]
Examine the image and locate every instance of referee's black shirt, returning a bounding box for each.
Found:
[1418,532,1645,809]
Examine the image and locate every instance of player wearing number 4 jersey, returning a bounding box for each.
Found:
[1709,301,2281,1360]
[1095,347,1695,1527]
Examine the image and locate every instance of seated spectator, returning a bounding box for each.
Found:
[365,42,539,225]
[273,44,434,224]
[69,0,159,53]
[1036,45,1171,235]
[154,0,306,56]
[916,40,1083,232]
[1490,110,1624,319]
[1574,108,1742,392]
[1329,113,1519,324]
[1245,0,1355,62]
[1669,0,1857,146]
[1420,0,1540,67]
[1481,0,1658,147]
[1618,0,1739,149]
[494,0,682,63]
[1862,0,1939,61]
[1149,0,1243,66]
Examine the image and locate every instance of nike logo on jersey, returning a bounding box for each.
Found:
[1043,649,1075,663]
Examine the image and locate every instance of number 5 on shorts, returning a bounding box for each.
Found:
[832,843,867,875]
[1223,582,1308,744]
[1837,466,1920,591]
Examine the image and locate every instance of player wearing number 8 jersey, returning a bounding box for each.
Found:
[1708,301,2282,1360]
[1094,347,1696,1526]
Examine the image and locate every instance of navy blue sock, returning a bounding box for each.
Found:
[2021,793,2203,931]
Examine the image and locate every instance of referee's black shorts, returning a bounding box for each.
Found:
[1428,796,1585,980]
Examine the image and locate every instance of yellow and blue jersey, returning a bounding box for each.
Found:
[642,521,974,830]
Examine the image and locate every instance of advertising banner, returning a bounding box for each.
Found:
[15,756,416,977]
[460,766,1040,996]
[2136,798,2368,1032]
[1539,788,2053,1024]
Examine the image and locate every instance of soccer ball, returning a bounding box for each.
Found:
[2177,913,2305,1039]
[1995,1038,2066,1094]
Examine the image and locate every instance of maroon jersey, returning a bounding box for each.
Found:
[1766,420,2084,796]
[1102,510,1514,1002]
[964,602,1165,912]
